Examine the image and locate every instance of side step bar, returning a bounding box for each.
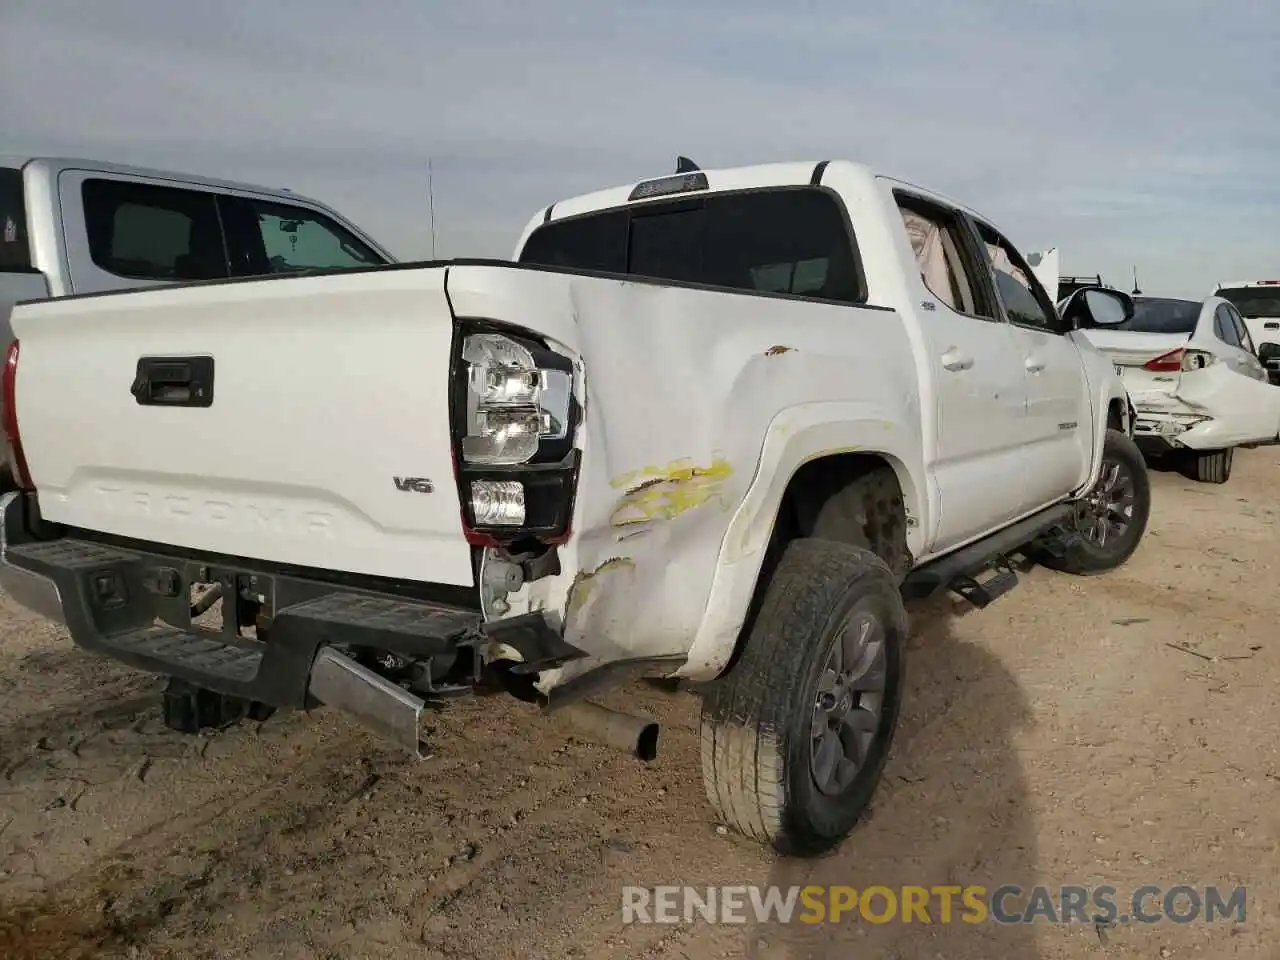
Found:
[948,555,1019,609]
[901,503,1075,607]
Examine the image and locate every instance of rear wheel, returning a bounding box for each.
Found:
[1042,428,1150,575]
[699,539,907,857]
[1182,447,1233,484]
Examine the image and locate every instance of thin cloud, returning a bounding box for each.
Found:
[1,0,1275,292]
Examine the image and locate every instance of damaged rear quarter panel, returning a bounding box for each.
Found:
[446,265,922,688]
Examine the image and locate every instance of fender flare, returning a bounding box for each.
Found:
[1078,380,1133,496]
[675,402,928,680]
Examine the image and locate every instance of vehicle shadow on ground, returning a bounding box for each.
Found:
[745,594,1043,960]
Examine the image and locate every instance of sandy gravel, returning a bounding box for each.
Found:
[1,451,1278,959]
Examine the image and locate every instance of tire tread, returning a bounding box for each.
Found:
[700,539,905,854]
[1189,448,1232,484]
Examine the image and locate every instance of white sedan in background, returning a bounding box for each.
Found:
[1079,294,1280,484]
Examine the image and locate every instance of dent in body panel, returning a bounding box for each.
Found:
[564,556,636,618]
[446,265,926,692]
[514,277,926,691]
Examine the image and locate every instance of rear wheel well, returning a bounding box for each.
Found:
[719,454,909,678]
[1107,397,1126,433]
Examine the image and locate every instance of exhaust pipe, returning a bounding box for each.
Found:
[558,701,659,762]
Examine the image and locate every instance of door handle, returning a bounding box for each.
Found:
[940,348,974,372]
[131,356,215,407]
[1025,356,1046,373]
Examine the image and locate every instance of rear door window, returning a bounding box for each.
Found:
[894,194,996,321]
[0,166,32,271]
[519,187,865,304]
[81,179,229,281]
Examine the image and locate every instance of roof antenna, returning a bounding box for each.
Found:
[427,158,438,260]
[1131,265,1141,296]
[675,156,700,174]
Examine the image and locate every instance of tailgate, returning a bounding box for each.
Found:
[10,267,476,586]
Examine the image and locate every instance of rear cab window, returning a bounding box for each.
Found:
[1216,286,1280,319]
[1113,298,1202,335]
[0,166,33,272]
[518,187,866,304]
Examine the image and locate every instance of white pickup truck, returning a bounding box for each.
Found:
[0,159,1150,857]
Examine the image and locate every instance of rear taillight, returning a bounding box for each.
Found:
[1,339,32,490]
[450,323,580,547]
[1143,347,1216,373]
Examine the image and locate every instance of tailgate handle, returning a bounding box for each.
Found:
[131,356,214,408]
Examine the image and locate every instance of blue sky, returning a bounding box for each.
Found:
[2,0,1276,296]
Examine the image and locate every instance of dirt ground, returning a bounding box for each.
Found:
[1,451,1277,960]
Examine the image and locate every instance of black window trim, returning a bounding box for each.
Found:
[519,184,876,310]
[892,189,1001,325]
[967,217,1068,336]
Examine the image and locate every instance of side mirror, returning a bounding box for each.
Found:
[1060,286,1134,329]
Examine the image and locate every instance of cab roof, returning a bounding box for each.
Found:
[539,159,996,227]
